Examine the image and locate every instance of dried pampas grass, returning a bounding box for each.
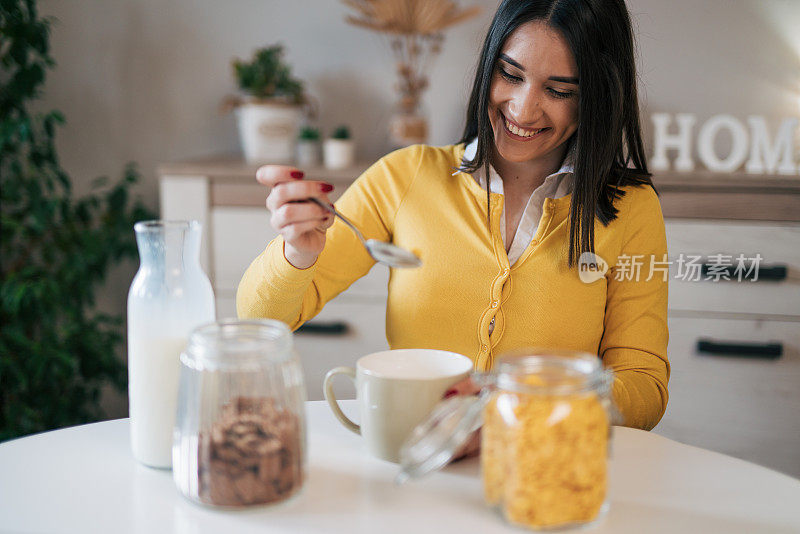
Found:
[342,0,480,114]
[343,0,481,36]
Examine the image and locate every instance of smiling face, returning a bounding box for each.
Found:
[488,21,579,167]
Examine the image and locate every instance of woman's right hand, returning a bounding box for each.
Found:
[256,166,335,269]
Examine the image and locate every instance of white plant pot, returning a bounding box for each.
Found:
[235,101,302,164]
[296,140,321,167]
[323,138,355,170]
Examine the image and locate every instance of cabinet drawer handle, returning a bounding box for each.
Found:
[296,321,349,336]
[696,339,783,359]
[699,263,787,281]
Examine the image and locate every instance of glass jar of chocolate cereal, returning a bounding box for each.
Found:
[173,319,307,508]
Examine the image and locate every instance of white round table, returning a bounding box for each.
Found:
[1,400,798,533]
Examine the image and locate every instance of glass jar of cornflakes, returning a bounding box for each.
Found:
[397,349,614,531]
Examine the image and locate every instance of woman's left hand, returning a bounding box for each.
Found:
[444,376,482,462]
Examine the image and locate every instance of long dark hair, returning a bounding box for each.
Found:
[459,0,654,267]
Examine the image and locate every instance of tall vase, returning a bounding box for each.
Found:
[127,220,215,469]
[389,99,429,148]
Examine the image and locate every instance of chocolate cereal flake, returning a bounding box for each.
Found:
[197,396,302,507]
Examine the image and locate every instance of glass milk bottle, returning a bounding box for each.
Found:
[127,220,215,468]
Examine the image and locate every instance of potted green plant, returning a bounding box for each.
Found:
[296,126,321,167]
[323,125,356,170]
[1,0,154,441]
[224,45,307,164]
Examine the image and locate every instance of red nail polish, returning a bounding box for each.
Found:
[320,183,334,192]
[290,171,304,179]
[444,389,458,399]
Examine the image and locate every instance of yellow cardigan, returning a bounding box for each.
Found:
[237,144,670,430]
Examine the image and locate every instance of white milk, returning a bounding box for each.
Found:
[128,336,188,468]
[127,220,215,469]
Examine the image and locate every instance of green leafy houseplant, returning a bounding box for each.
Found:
[0,0,154,441]
[232,45,304,103]
[224,44,309,164]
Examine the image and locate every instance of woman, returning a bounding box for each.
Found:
[237,0,669,433]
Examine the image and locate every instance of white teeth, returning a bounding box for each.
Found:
[504,118,544,137]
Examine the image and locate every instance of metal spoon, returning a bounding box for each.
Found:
[309,197,422,269]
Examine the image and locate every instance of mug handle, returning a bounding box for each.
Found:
[323,367,360,435]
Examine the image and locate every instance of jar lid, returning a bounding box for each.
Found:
[133,219,200,233]
[183,319,293,369]
[395,391,489,485]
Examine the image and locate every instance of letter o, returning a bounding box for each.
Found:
[697,115,749,172]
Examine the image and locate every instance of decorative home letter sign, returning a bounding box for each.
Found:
[650,113,800,175]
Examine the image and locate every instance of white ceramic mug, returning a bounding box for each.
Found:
[323,349,473,463]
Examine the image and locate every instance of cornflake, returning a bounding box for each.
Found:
[481,387,608,529]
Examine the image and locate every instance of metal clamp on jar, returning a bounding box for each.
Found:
[173,319,307,508]
[397,349,615,531]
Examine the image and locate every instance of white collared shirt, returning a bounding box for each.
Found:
[456,137,576,266]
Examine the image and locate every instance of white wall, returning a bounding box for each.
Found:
[35,0,800,416]
[38,1,800,203]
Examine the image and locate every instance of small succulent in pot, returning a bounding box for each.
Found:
[299,126,321,141]
[330,126,351,140]
[323,125,356,170]
[296,126,322,167]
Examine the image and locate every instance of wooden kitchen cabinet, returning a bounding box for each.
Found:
[659,316,800,476]
[654,176,800,477]
[664,220,800,316]
[159,154,800,476]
